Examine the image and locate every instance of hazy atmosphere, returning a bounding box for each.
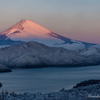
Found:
[1,1,100,99]
[0,0,100,44]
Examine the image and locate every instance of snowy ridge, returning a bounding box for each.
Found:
[0,41,99,68]
[0,41,89,68]
[0,20,67,48]
[0,19,98,50]
[77,47,100,56]
[1,20,51,39]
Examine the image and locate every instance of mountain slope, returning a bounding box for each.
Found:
[77,47,100,65]
[0,41,89,68]
[0,41,99,68]
[0,19,97,50]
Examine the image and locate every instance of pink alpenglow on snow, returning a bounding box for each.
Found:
[0,19,99,50]
[2,20,51,40]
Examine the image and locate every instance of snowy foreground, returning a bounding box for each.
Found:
[0,80,100,100]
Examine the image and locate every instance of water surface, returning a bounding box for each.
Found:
[0,65,100,93]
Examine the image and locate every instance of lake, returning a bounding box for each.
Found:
[0,65,100,93]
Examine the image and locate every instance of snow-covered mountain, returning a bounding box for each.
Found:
[0,19,97,50]
[77,47,100,65]
[77,47,99,56]
[0,41,99,68]
[0,41,90,68]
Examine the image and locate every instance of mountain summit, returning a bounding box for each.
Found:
[0,19,97,50]
[0,20,72,43]
[1,20,51,40]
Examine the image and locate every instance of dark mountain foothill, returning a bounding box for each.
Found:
[0,83,2,87]
[0,64,12,72]
[73,79,100,88]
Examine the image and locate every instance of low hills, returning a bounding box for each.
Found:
[0,41,100,69]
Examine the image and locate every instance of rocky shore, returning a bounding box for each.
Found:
[0,79,100,100]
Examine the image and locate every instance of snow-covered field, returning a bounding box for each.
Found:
[0,80,100,100]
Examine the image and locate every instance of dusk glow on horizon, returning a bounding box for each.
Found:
[0,0,100,44]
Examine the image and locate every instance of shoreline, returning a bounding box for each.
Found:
[0,80,100,100]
